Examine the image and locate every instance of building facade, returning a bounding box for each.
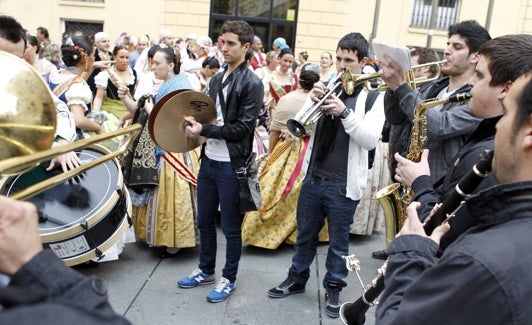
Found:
[2,0,531,64]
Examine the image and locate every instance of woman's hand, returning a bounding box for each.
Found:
[117,86,130,100]
[46,139,82,173]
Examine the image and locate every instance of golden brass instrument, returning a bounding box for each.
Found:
[372,183,403,246]
[0,126,141,200]
[374,91,472,245]
[285,59,447,138]
[286,68,359,138]
[363,59,447,92]
[0,50,142,200]
[0,51,56,166]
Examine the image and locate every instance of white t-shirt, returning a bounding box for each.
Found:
[204,74,230,161]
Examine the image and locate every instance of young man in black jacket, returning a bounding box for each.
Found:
[179,20,263,303]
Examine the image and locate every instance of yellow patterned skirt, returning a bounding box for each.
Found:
[242,139,328,249]
[131,149,200,248]
[83,98,127,151]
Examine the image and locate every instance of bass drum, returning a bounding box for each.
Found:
[0,145,131,266]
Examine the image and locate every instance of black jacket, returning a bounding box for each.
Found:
[0,250,130,325]
[201,62,264,169]
[411,116,500,249]
[377,182,532,324]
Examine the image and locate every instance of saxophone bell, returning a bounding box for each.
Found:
[373,183,404,246]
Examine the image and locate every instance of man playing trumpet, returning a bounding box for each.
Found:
[372,20,491,261]
[380,20,491,184]
[267,32,385,319]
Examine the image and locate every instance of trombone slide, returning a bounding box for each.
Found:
[0,124,142,200]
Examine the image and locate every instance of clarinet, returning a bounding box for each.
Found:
[340,149,494,325]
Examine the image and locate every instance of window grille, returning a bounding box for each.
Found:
[410,0,460,30]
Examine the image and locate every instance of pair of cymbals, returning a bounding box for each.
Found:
[148,89,216,153]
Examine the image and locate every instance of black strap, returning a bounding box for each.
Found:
[217,73,233,117]
[364,92,380,169]
[364,91,379,114]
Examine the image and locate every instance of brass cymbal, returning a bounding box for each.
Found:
[0,51,56,162]
[148,89,216,153]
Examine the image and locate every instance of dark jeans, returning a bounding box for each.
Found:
[290,175,359,289]
[197,156,243,284]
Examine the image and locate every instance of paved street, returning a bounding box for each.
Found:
[78,225,385,325]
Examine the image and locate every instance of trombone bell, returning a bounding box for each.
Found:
[0,51,56,167]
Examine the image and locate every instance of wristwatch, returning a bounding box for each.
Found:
[340,107,352,119]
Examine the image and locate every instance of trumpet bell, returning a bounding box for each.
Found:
[286,118,308,138]
[0,51,56,166]
[148,89,216,153]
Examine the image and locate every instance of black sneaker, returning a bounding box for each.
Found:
[325,286,341,318]
[371,249,388,260]
[268,273,305,298]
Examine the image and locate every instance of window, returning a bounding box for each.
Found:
[210,0,298,52]
[63,20,103,43]
[63,0,105,2]
[410,0,461,30]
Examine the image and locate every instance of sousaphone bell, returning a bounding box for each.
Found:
[148,89,216,153]
[0,51,56,170]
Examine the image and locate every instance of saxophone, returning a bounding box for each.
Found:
[373,91,472,246]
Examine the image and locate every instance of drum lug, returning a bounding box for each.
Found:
[80,221,105,261]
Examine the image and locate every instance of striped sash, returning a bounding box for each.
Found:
[162,152,197,186]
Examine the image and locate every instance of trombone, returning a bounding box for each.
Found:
[286,69,352,138]
[0,125,141,200]
[362,59,447,92]
[0,50,141,200]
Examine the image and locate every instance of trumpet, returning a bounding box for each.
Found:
[363,59,447,92]
[286,68,362,138]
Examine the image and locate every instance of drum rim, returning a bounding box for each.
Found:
[62,210,129,266]
[38,145,124,241]
[60,187,132,266]
[40,189,122,242]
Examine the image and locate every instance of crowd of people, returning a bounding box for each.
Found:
[1,12,532,325]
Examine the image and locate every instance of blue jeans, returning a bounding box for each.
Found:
[197,156,243,284]
[290,175,359,289]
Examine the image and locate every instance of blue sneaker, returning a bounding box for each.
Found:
[206,277,235,303]
[177,268,215,288]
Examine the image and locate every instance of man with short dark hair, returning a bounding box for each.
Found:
[36,26,50,59]
[394,34,532,249]
[178,20,263,303]
[267,32,385,319]
[381,20,492,183]
[372,20,492,261]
